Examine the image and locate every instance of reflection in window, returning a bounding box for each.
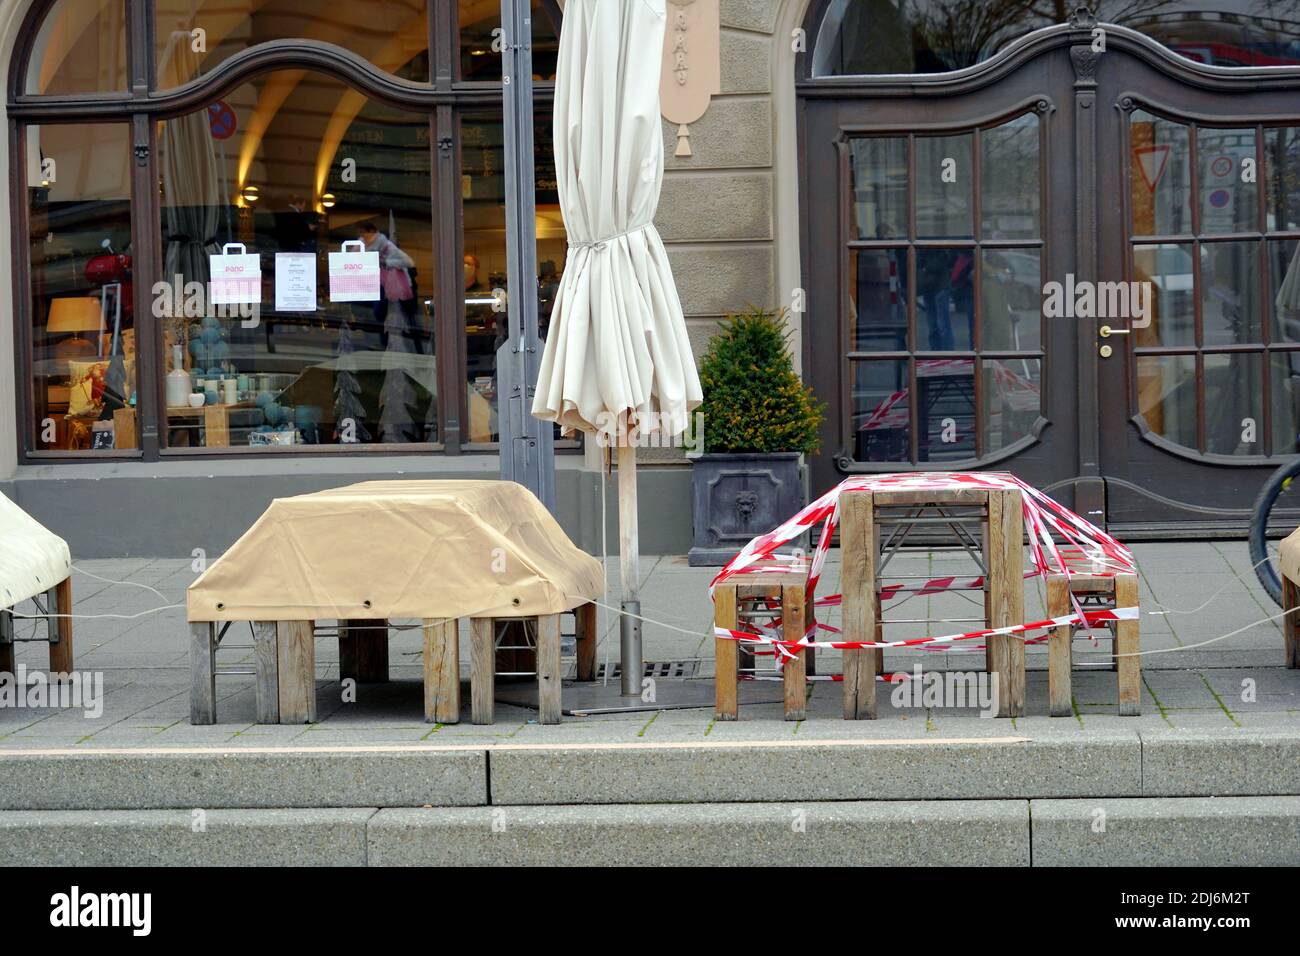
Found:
[851,249,907,351]
[26,0,127,94]
[915,135,972,239]
[1133,243,1196,347]
[1130,110,1191,236]
[27,124,137,451]
[1205,352,1263,455]
[853,360,910,462]
[918,358,975,461]
[1198,128,1258,234]
[157,73,435,449]
[460,110,565,443]
[849,137,907,240]
[1137,354,1197,450]
[916,248,974,350]
[981,113,1040,240]
[153,0,430,86]
[459,0,561,81]
[811,1,1300,77]
[983,358,1041,452]
[1266,127,1300,231]
[1272,352,1300,454]
[982,248,1041,351]
[1201,241,1261,346]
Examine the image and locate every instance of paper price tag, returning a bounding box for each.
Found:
[209,243,262,305]
[328,240,380,302]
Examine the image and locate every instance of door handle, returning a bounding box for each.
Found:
[1099,325,1130,338]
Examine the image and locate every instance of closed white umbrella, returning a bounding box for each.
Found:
[533,0,702,697]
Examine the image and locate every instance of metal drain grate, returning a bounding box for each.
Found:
[595,660,700,680]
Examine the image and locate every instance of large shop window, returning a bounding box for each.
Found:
[12,0,563,460]
[810,1,1300,77]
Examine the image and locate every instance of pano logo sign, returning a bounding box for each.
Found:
[49,886,151,937]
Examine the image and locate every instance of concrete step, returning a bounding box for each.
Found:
[1,729,1298,810]
[2,798,1297,866]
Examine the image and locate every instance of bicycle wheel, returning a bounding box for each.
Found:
[1248,456,1300,606]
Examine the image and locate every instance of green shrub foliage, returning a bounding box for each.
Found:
[698,307,825,455]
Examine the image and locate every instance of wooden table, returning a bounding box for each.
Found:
[191,604,598,726]
[0,576,73,677]
[839,485,1025,718]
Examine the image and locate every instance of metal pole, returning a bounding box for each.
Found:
[498,0,555,512]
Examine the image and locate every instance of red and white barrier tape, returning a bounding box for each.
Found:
[709,472,1137,664]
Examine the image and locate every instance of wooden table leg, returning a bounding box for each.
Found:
[841,490,878,719]
[1114,574,1141,716]
[714,585,738,720]
[986,489,1025,717]
[276,620,316,724]
[574,603,598,682]
[0,607,14,675]
[1046,576,1072,717]
[253,621,279,724]
[537,614,562,724]
[782,582,807,721]
[189,622,217,725]
[1284,574,1300,669]
[470,618,495,725]
[340,619,389,683]
[424,618,460,724]
[49,577,73,676]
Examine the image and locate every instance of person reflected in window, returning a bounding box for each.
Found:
[919,249,955,351]
[360,221,423,354]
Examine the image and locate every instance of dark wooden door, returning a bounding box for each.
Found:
[800,39,1087,507]
[1094,32,1300,533]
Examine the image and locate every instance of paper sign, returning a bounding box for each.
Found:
[209,243,262,305]
[328,240,380,302]
[275,253,317,312]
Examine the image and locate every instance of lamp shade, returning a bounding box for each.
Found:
[46,296,102,333]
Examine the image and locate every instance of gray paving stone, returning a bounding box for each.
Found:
[0,749,486,810]
[368,800,1030,866]
[487,736,1142,804]
[1140,730,1300,795]
[0,809,373,866]
[1031,797,1300,866]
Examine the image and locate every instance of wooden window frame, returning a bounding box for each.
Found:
[8,0,564,463]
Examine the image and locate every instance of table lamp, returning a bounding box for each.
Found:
[46,296,103,357]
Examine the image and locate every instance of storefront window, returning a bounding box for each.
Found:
[153,0,430,85]
[27,123,137,451]
[25,0,127,94]
[811,1,1300,77]
[460,109,565,444]
[13,0,562,461]
[157,74,435,449]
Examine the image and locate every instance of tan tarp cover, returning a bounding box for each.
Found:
[187,481,603,623]
[1280,526,1300,587]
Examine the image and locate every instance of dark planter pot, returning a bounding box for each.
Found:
[689,452,805,567]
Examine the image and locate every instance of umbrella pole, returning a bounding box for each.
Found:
[617,441,642,697]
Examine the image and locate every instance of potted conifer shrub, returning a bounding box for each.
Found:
[689,307,824,566]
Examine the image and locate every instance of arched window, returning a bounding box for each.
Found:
[809,1,1300,78]
[13,0,564,459]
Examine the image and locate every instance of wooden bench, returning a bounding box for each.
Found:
[191,604,598,726]
[713,567,809,721]
[0,576,73,677]
[1045,561,1141,716]
[839,485,1026,718]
